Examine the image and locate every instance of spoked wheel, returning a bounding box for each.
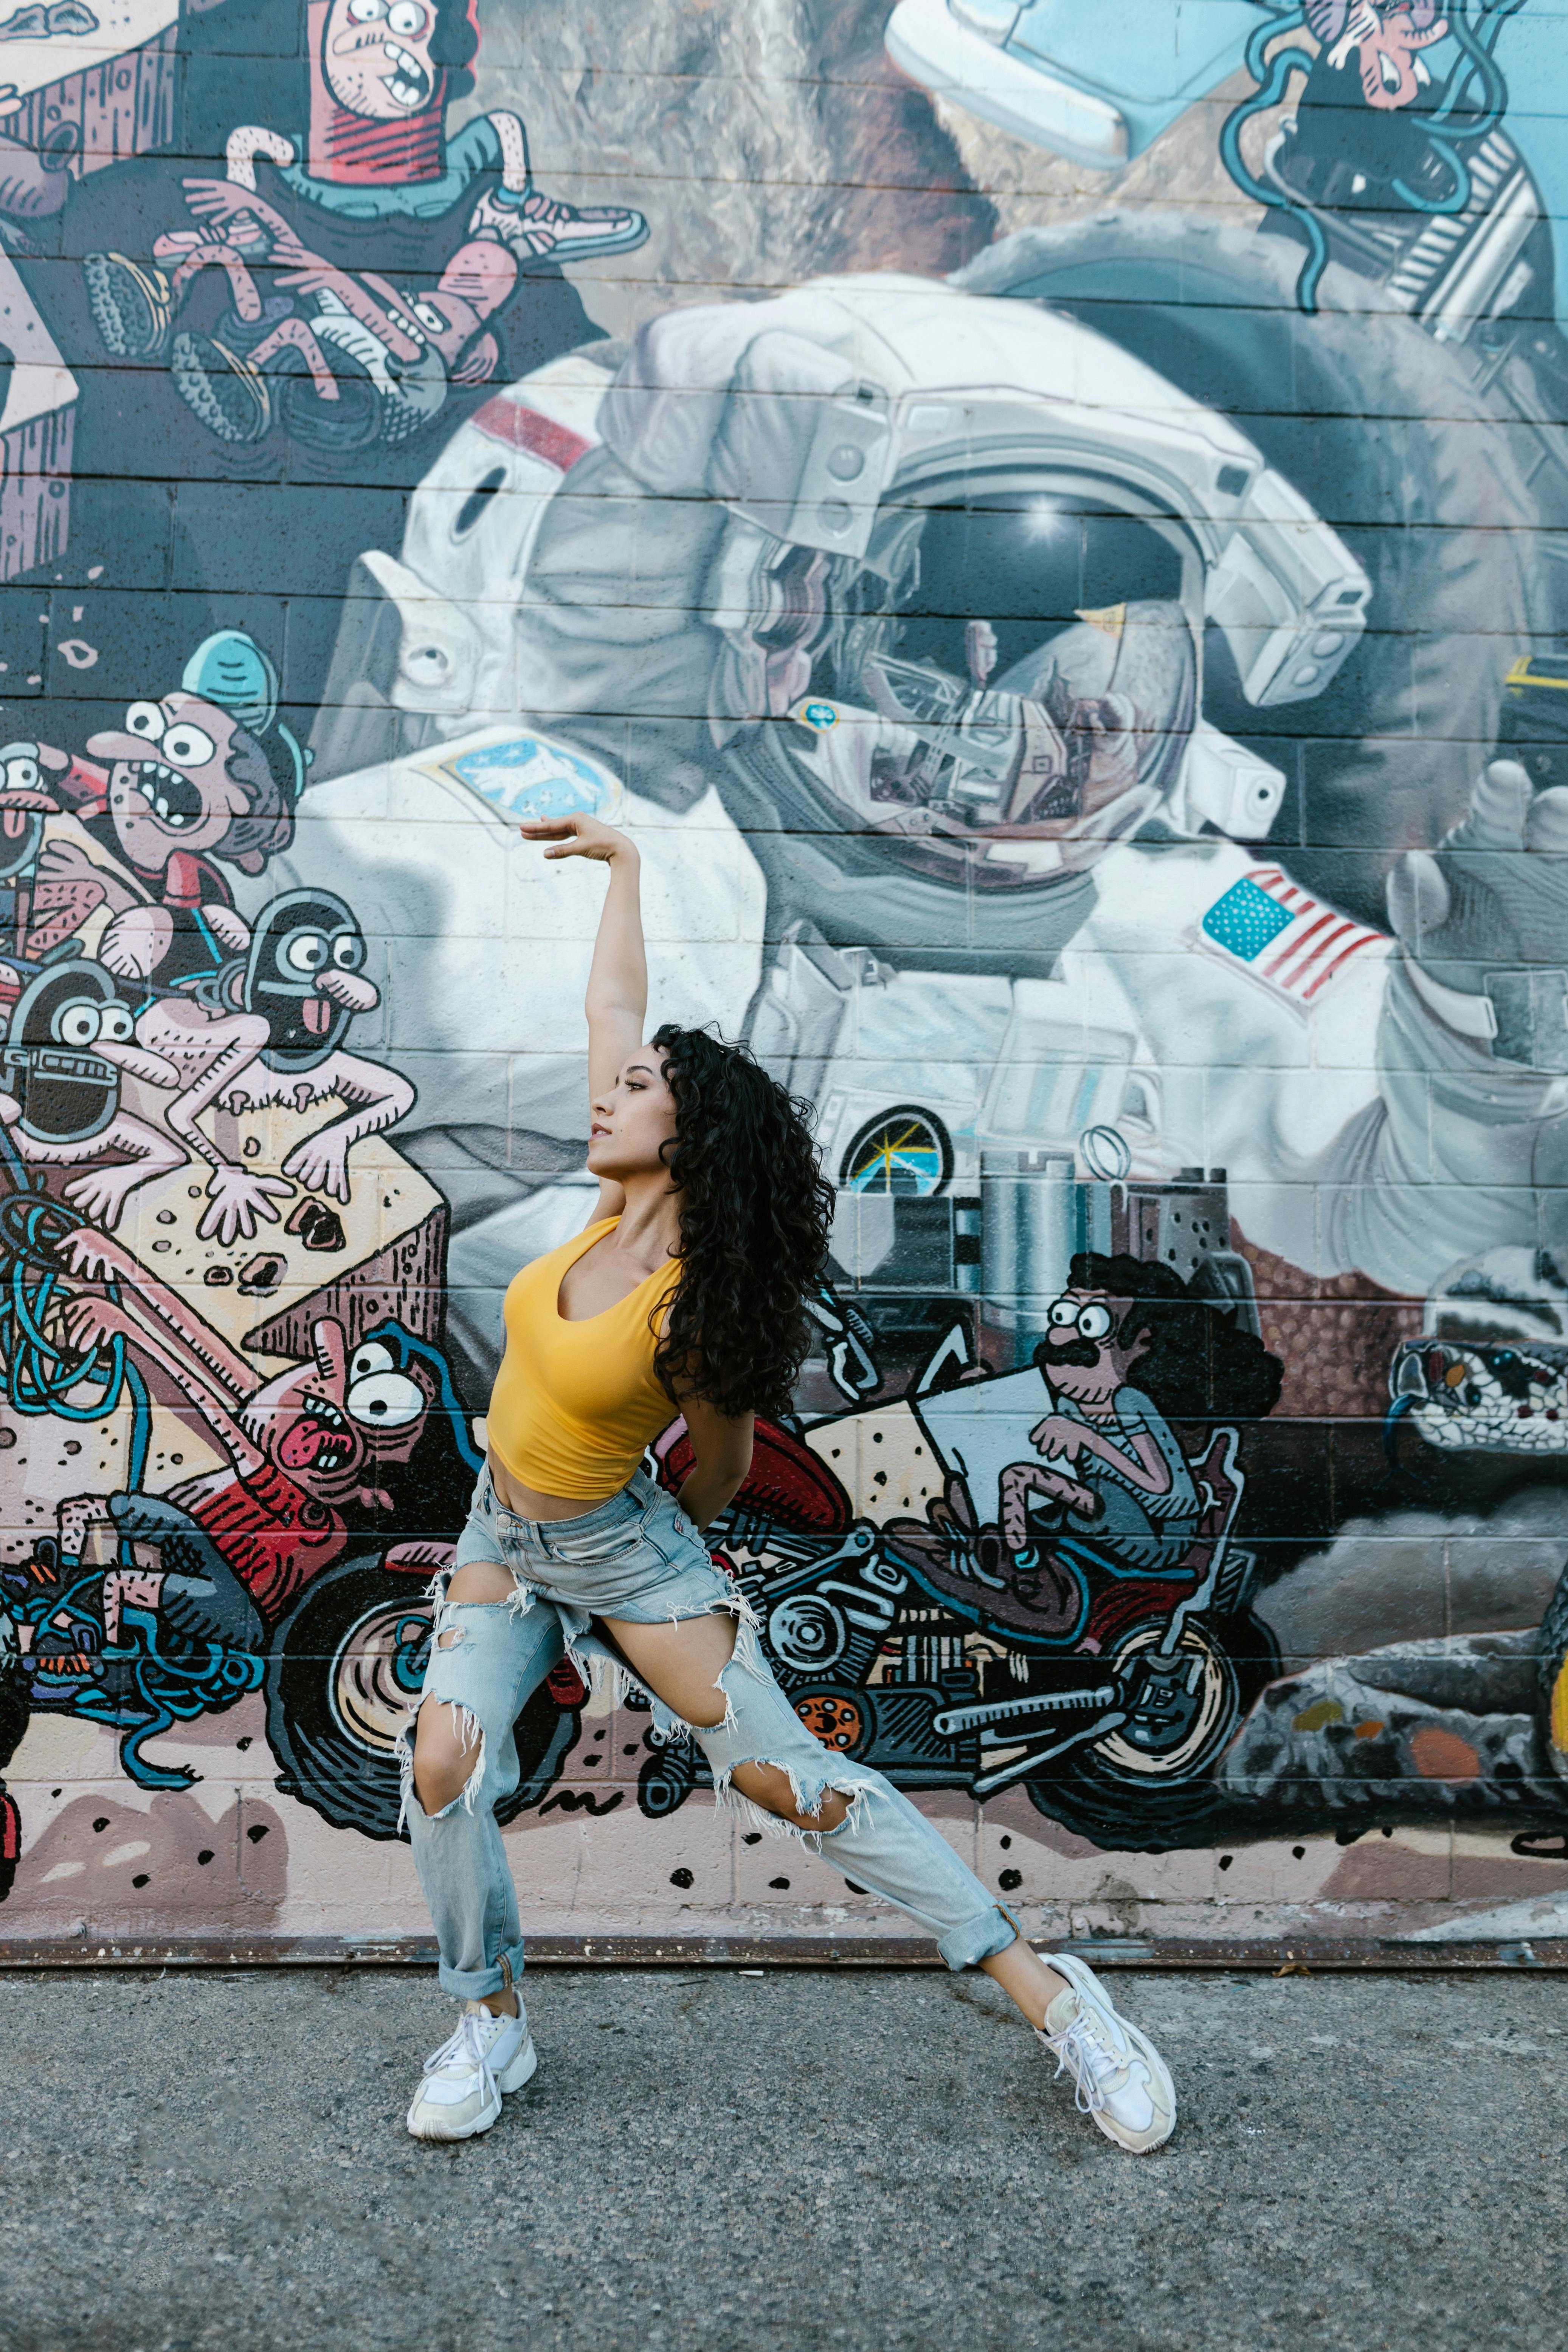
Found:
[264,1557,578,1840]
[1025,1615,1263,1851]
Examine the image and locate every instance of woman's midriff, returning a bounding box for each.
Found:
[485,1444,622,1524]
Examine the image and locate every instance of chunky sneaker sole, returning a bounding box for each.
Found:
[1038,1951,1176,2154]
[406,2009,538,2143]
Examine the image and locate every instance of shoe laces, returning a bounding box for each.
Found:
[1044,2002,1123,2116]
[423,2008,499,2094]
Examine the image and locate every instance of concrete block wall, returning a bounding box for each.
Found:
[2,0,1567,1960]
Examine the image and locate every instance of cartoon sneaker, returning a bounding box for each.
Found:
[406,2001,537,2143]
[170,331,271,447]
[467,185,649,265]
[84,253,173,360]
[1037,1951,1176,2154]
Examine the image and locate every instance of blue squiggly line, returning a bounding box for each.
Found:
[1221,10,1332,313]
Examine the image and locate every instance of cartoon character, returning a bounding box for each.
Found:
[38,631,303,986]
[1309,2,1449,110]
[0,962,185,1229]
[60,1234,477,1634]
[137,887,415,1239]
[890,1253,1281,1644]
[79,0,647,452]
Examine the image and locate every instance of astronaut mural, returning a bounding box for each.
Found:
[1,0,1566,1945]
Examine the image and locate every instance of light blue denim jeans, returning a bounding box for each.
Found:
[400,1464,1019,2001]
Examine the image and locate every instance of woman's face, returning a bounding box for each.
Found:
[587,1050,679,1184]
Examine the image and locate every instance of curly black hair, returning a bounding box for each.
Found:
[1036,1250,1283,1424]
[647,1024,834,1421]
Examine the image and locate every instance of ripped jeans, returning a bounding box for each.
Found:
[401,1464,1019,2002]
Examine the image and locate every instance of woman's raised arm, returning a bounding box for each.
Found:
[520,811,647,1102]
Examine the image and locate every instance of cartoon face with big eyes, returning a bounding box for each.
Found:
[322,0,438,119]
[49,995,135,1050]
[87,693,247,877]
[240,1323,437,1503]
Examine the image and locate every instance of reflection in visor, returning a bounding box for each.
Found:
[799,491,1196,864]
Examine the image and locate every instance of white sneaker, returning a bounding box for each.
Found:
[406,2000,538,2142]
[1037,1952,1176,2154]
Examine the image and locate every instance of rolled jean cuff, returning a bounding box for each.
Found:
[435,1938,526,2003]
[937,1902,1019,1973]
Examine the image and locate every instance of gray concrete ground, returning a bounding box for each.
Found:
[4,1966,1566,2352]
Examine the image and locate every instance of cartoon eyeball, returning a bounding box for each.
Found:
[1076,1302,1113,1341]
[346,1358,427,1432]
[124,701,166,743]
[347,0,387,19]
[281,929,330,975]
[408,299,446,336]
[332,932,366,971]
[3,754,40,792]
[387,0,427,32]
[1047,1299,1081,1328]
[98,1005,134,1044]
[162,721,216,771]
[53,1000,101,1047]
[350,1341,394,1382]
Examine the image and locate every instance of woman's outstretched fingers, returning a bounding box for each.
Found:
[518,811,633,863]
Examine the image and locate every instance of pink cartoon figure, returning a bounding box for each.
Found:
[1308,1,1449,110]
[130,885,414,1245]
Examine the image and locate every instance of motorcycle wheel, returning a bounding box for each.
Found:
[956,214,1552,928]
[1024,1608,1278,1851]
[637,1738,699,1820]
[263,1555,578,1841]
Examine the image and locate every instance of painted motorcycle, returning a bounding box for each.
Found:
[634,1416,1280,1851]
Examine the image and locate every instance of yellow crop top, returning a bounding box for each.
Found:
[485,1218,683,1501]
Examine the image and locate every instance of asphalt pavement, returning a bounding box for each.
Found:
[5,1964,1566,2352]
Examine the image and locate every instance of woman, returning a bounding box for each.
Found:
[400,811,1176,2154]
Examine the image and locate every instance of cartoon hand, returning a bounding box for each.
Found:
[196,1166,294,1247]
[37,837,98,881]
[58,1226,138,1285]
[1028,1413,1088,1464]
[200,903,251,955]
[65,1162,156,1229]
[59,1294,133,1354]
[280,1130,351,1202]
[1387,761,1568,1070]
[99,905,173,980]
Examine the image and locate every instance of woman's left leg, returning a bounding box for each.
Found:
[603,1608,1175,2150]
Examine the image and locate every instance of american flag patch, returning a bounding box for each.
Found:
[1198,867,1383,1009]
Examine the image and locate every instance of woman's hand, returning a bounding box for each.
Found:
[521,811,636,865]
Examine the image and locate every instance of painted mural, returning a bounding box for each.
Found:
[2,0,1568,1945]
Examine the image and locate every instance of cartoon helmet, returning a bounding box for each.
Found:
[1,962,132,1143]
[240,888,368,1071]
[182,629,309,805]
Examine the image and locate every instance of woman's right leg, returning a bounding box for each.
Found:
[401,1559,566,2013]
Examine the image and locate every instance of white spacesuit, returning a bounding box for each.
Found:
[281,275,1568,1388]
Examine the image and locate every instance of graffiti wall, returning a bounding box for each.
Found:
[3,0,1568,1956]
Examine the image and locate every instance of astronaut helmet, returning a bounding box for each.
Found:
[1,961,133,1144]
[241,889,368,1071]
[738,501,1200,894]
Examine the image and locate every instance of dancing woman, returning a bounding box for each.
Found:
[401,811,1175,2153]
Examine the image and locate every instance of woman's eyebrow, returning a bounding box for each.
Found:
[623,1059,656,1078]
